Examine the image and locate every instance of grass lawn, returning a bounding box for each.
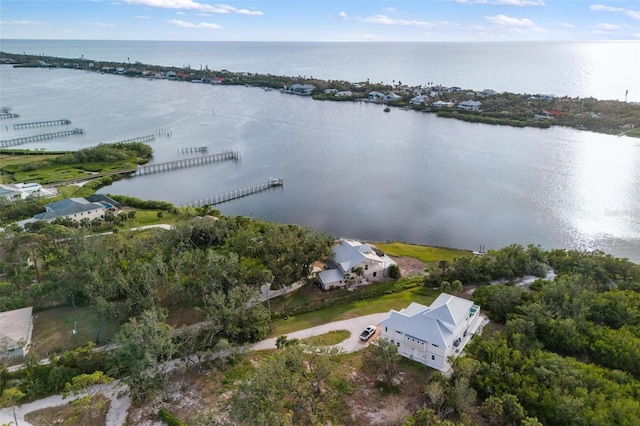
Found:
[299,330,351,346]
[130,209,181,226]
[31,306,121,357]
[269,284,439,336]
[373,242,471,264]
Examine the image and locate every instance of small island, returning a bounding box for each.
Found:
[2,51,639,138]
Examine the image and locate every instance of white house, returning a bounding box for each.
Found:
[0,182,55,200]
[0,307,33,360]
[368,91,385,102]
[379,293,483,372]
[324,88,338,94]
[432,101,454,108]
[335,91,352,97]
[318,239,397,291]
[457,100,482,111]
[384,93,402,102]
[33,196,118,222]
[410,95,429,105]
[283,84,316,95]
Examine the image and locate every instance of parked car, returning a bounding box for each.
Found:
[360,325,377,341]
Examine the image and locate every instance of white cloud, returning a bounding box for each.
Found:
[0,20,44,25]
[338,11,347,19]
[627,10,640,20]
[590,5,624,12]
[134,15,151,19]
[557,22,575,28]
[485,14,535,26]
[357,14,429,28]
[125,0,262,15]
[166,18,221,29]
[382,7,397,14]
[591,22,619,30]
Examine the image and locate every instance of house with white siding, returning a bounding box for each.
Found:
[457,100,482,111]
[379,293,484,372]
[0,307,33,360]
[33,195,119,222]
[318,240,396,291]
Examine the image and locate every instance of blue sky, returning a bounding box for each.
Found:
[1,0,639,41]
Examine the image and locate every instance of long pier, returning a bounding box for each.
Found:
[0,128,85,148]
[14,119,71,129]
[183,178,283,207]
[0,113,20,119]
[135,150,239,176]
[113,134,155,144]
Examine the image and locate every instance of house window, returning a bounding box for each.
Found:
[385,327,388,332]
[373,272,377,277]
[365,265,369,270]
[431,355,435,361]
[432,344,439,348]
[397,342,400,347]
[396,330,403,335]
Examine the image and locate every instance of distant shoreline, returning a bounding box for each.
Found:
[1,51,639,138]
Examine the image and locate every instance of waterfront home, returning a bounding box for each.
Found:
[318,239,397,291]
[478,89,497,97]
[457,100,482,111]
[448,86,462,93]
[33,195,120,222]
[410,95,429,105]
[380,294,484,372]
[324,88,338,94]
[432,101,454,108]
[0,307,33,360]
[384,93,402,102]
[282,84,316,95]
[368,91,385,102]
[0,182,54,200]
[335,91,352,97]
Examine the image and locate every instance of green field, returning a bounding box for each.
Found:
[373,241,471,263]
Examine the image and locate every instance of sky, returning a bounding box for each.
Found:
[0,0,639,41]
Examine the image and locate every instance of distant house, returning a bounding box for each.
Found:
[335,91,352,97]
[368,91,385,102]
[384,93,402,102]
[324,88,338,94]
[282,84,316,95]
[318,239,397,291]
[0,182,54,200]
[448,86,462,93]
[33,196,119,222]
[478,89,497,97]
[380,294,484,372]
[432,101,454,108]
[166,71,177,80]
[410,95,429,105]
[0,307,33,360]
[457,100,482,111]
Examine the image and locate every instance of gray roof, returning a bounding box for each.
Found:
[380,294,476,348]
[34,197,105,220]
[0,307,33,349]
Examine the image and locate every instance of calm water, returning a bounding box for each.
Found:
[1,42,639,263]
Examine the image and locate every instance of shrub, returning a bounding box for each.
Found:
[158,407,185,426]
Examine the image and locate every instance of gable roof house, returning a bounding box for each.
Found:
[318,239,397,291]
[0,307,34,360]
[380,293,484,372]
[368,91,385,102]
[33,197,110,222]
[384,92,402,102]
[410,95,429,105]
[457,100,482,111]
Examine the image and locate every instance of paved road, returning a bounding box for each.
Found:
[1,312,390,425]
[252,312,388,352]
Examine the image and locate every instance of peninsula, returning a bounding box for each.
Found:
[2,51,639,138]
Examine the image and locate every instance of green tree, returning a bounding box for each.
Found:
[63,371,114,422]
[362,338,401,389]
[0,388,25,426]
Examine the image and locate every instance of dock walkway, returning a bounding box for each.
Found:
[183,178,283,207]
[135,150,239,176]
[0,128,85,148]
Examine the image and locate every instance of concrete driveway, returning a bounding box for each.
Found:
[252,312,389,353]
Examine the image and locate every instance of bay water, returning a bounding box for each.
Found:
[1,41,638,262]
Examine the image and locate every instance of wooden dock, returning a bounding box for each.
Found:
[14,119,71,129]
[183,178,283,207]
[135,150,239,176]
[113,134,156,144]
[180,146,208,154]
[0,113,20,119]
[0,128,85,148]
